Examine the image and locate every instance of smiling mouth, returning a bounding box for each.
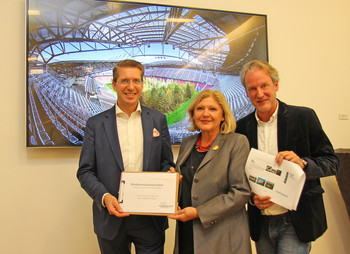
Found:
[257,99,267,104]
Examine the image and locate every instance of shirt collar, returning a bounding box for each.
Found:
[115,101,142,116]
[255,100,279,125]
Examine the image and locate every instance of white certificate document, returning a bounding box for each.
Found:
[245,148,306,210]
[118,172,179,215]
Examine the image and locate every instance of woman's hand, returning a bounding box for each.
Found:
[168,206,198,222]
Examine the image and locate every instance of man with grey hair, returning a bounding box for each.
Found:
[236,60,339,254]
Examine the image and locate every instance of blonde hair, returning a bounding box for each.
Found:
[187,90,236,133]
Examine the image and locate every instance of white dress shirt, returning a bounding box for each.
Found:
[116,102,144,172]
[256,102,288,215]
[102,102,144,207]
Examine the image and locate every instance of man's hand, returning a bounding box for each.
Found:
[253,194,274,210]
[104,194,130,217]
[168,206,198,222]
[275,151,306,169]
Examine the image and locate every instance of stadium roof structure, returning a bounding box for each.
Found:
[27,0,267,77]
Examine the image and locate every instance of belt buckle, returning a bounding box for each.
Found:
[264,212,289,222]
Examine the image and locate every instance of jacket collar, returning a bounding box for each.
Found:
[102,104,154,171]
[276,100,288,152]
[141,106,152,171]
[104,105,124,170]
[177,132,227,173]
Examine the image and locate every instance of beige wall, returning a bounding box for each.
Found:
[1,0,349,253]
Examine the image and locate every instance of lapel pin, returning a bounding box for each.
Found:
[212,146,219,150]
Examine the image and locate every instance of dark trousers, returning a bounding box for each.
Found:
[97,215,165,254]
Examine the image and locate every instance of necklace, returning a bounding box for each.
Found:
[195,136,214,152]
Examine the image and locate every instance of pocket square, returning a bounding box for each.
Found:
[153,128,160,137]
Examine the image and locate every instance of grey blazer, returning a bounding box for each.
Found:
[173,132,252,254]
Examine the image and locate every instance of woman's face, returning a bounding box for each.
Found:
[193,96,224,135]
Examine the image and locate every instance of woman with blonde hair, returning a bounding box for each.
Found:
[169,89,251,254]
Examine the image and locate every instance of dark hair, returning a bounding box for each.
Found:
[112,59,145,82]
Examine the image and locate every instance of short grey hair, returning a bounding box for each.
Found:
[240,60,279,88]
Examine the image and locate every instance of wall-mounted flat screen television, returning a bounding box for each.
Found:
[26,0,268,147]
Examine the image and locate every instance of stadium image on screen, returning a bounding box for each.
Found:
[26,0,268,147]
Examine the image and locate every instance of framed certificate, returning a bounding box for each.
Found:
[118,172,179,215]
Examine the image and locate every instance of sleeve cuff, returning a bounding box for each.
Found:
[249,193,256,206]
[102,193,110,207]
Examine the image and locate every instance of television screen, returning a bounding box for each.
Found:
[26,0,268,147]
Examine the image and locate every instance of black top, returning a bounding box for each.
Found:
[178,147,207,254]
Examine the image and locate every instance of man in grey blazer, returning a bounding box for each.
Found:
[77,60,174,254]
[236,60,339,254]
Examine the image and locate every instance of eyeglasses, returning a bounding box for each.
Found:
[117,79,143,85]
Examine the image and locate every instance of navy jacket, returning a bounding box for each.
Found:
[236,100,339,242]
[77,105,174,240]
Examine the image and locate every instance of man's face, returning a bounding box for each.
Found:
[112,67,143,113]
[245,68,279,120]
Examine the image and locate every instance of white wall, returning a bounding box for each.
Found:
[1,0,349,253]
